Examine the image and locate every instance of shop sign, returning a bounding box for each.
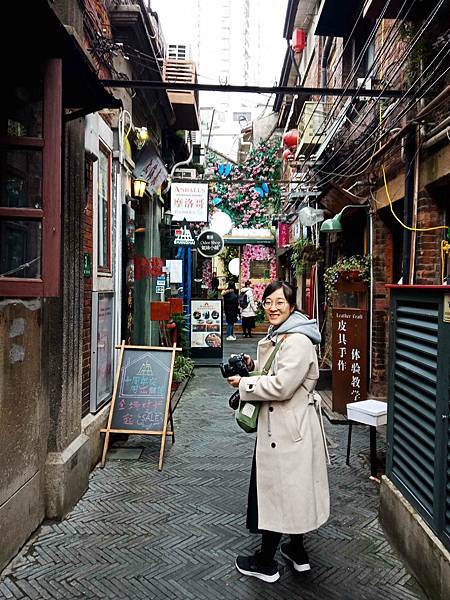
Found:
[332,308,367,414]
[196,230,224,257]
[171,182,208,222]
[190,299,223,363]
[133,144,168,193]
[173,226,196,247]
[83,253,91,278]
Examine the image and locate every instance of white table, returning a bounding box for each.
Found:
[346,400,387,477]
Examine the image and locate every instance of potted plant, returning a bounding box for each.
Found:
[172,355,194,390]
[323,255,371,304]
[290,238,324,278]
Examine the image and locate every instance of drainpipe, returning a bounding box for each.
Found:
[402,130,416,283]
[320,37,333,87]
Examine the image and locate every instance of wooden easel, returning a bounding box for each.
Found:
[101,341,179,471]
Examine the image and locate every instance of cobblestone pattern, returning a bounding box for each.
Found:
[0,340,427,599]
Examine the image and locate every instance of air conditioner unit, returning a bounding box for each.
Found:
[298,102,327,147]
[185,131,201,145]
[173,168,197,180]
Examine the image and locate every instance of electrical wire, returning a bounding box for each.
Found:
[316,44,450,186]
[296,0,412,174]
[304,0,447,183]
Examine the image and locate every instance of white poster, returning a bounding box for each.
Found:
[171,182,209,222]
[166,259,183,283]
[190,300,222,348]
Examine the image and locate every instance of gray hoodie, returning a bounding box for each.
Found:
[266,310,321,345]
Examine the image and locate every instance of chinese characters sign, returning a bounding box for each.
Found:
[110,348,172,432]
[171,182,208,222]
[332,308,367,414]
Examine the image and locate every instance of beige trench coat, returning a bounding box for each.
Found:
[238,332,330,534]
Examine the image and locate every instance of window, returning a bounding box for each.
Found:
[98,143,111,272]
[0,59,61,296]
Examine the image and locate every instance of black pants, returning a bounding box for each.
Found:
[241,316,255,337]
[260,531,304,565]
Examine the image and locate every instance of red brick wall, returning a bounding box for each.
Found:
[415,188,445,285]
[82,158,94,417]
[370,212,394,397]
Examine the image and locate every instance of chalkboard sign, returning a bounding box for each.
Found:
[101,342,178,471]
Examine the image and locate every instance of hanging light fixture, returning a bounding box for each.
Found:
[133,178,147,198]
[320,204,369,233]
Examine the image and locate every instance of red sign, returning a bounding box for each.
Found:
[150,302,171,321]
[277,223,290,247]
[332,308,367,414]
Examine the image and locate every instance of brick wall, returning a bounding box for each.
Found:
[370,212,394,397]
[415,188,446,285]
[82,158,94,417]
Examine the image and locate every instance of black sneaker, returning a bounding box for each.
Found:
[280,542,311,572]
[235,553,280,583]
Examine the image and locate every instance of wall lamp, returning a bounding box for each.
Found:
[133,178,147,198]
[163,209,173,227]
[320,204,369,233]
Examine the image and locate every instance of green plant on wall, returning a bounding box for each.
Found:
[290,238,324,278]
[323,255,371,304]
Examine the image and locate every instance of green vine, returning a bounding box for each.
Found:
[323,255,371,304]
[290,238,324,278]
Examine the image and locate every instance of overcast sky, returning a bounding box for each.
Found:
[151,0,287,87]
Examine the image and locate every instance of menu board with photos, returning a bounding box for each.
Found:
[190,299,223,361]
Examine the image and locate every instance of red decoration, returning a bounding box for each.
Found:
[292,29,306,53]
[169,298,183,315]
[134,255,164,280]
[150,301,170,321]
[283,129,299,148]
[282,148,294,161]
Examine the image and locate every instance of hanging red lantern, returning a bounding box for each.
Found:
[282,148,294,161]
[283,129,299,148]
[292,29,306,53]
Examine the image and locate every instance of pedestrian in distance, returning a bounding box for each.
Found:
[239,279,258,338]
[222,281,239,341]
[227,280,330,583]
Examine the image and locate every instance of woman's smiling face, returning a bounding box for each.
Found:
[262,288,295,327]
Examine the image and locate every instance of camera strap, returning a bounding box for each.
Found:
[260,335,287,376]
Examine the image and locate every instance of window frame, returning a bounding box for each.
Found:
[0,59,61,297]
[97,141,112,274]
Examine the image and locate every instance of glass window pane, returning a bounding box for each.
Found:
[2,70,43,137]
[0,220,41,278]
[98,148,110,269]
[0,149,43,208]
[96,293,114,408]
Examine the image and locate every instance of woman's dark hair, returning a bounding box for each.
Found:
[227,281,236,290]
[262,280,297,308]
[245,279,251,287]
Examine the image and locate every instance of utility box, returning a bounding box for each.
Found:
[386,285,450,550]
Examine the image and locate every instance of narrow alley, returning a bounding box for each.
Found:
[0,340,425,600]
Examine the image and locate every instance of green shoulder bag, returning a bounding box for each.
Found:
[236,336,286,433]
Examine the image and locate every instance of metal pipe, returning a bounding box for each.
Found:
[402,130,415,284]
[101,79,410,99]
[320,37,333,88]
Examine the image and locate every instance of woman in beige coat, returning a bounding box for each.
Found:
[227,280,330,583]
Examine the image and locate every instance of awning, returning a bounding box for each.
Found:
[317,183,367,216]
[315,0,363,37]
[2,0,121,114]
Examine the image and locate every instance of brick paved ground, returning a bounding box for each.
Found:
[0,338,427,599]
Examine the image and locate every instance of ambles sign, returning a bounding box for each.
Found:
[171,182,208,222]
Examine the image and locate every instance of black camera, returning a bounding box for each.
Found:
[220,353,249,378]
